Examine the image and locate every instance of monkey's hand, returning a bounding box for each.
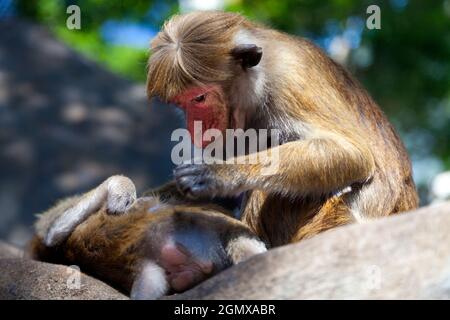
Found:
[174,163,246,199]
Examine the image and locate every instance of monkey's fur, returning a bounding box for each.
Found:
[147,11,419,246]
[30,176,266,300]
[31,10,418,298]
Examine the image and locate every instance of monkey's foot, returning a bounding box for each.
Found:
[160,244,213,292]
[106,176,137,215]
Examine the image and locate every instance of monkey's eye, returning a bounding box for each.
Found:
[193,93,206,103]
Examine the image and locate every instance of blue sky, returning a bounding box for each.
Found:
[101,20,157,49]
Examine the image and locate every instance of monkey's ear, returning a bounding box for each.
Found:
[231,44,263,69]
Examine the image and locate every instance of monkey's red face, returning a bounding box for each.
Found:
[171,84,230,148]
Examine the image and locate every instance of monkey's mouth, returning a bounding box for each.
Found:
[185,104,245,148]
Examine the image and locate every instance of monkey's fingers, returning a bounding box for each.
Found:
[174,164,223,199]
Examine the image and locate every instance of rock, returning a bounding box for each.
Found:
[166,201,450,299]
[0,242,23,259]
[0,258,127,300]
[0,241,127,299]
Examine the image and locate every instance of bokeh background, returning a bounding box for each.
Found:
[0,0,449,246]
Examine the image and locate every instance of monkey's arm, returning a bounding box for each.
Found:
[175,134,375,198]
[35,175,136,247]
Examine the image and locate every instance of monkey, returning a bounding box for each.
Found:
[146,11,419,247]
[29,175,267,300]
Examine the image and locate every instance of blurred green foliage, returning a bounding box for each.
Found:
[15,0,450,194]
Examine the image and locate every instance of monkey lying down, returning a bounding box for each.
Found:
[29,176,266,300]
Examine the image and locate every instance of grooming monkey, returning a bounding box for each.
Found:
[29,176,266,299]
[146,11,419,246]
[30,9,419,297]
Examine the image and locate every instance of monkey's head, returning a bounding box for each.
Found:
[147,11,263,148]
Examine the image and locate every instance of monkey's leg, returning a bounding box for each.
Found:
[174,134,375,198]
[38,175,136,247]
[130,260,169,300]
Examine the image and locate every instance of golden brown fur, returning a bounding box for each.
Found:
[30,196,262,296]
[147,11,419,246]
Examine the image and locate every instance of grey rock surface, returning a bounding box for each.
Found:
[0,241,23,259]
[0,257,127,300]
